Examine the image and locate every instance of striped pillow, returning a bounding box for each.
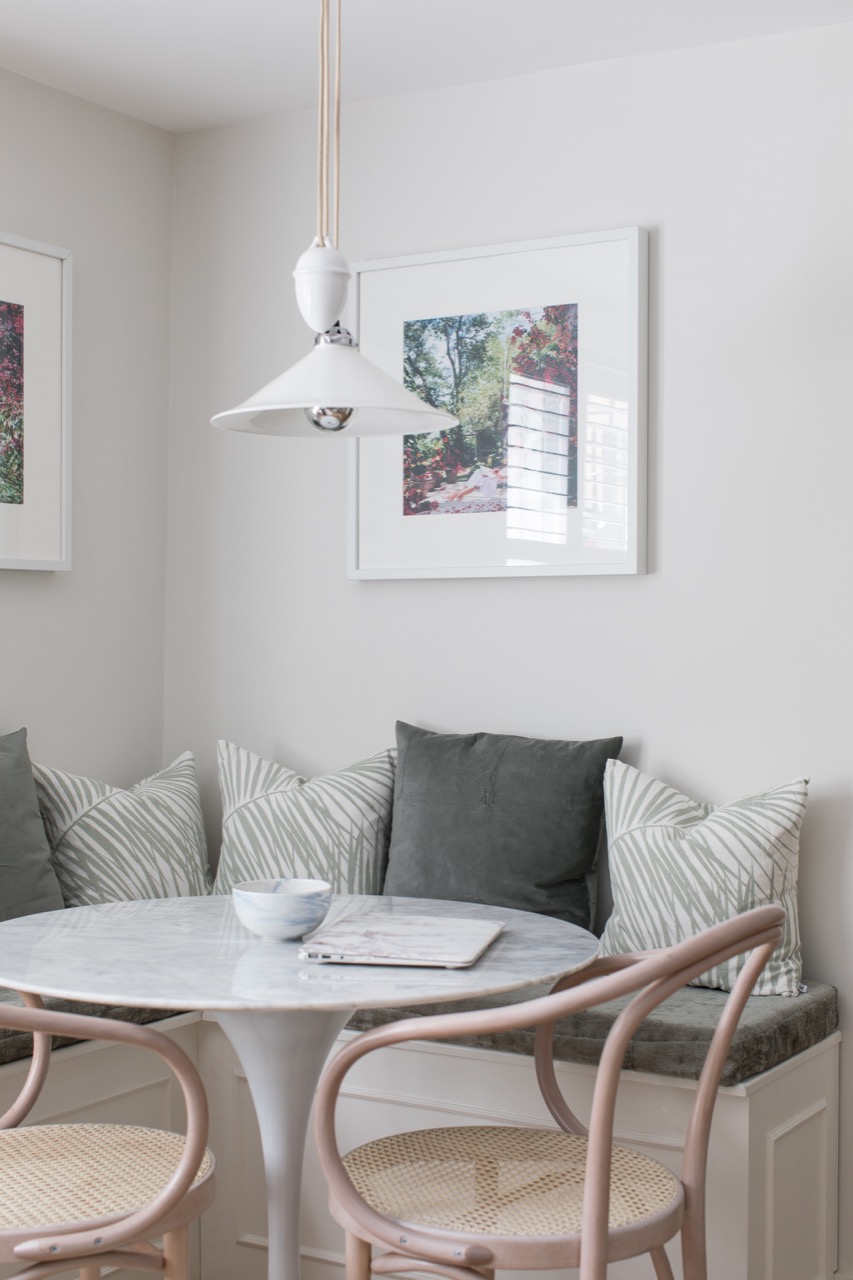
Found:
[599,760,807,995]
[214,741,395,895]
[33,753,211,906]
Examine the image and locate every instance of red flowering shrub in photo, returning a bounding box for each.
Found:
[0,300,24,505]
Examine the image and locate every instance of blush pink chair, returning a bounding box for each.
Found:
[315,904,784,1280]
[0,995,215,1280]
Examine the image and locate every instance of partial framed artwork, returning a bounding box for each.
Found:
[0,231,71,571]
[348,228,646,579]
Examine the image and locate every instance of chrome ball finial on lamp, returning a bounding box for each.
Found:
[211,0,457,439]
[305,325,356,432]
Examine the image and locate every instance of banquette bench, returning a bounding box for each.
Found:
[0,723,841,1280]
[0,974,839,1280]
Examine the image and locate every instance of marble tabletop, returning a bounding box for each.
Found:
[0,894,599,1011]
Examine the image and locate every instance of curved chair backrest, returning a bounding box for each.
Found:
[0,994,210,1267]
[0,991,52,1130]
[539,906,784,1277]
[315,905,784,1278]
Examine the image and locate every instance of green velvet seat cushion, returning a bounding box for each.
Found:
[383,722,622,929]
[0,728,64,921]
[1,981,836,1088]
[345,980,837,1087]
[0,987,180,1067]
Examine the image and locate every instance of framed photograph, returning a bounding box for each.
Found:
[0,231,71,571]
[348,228,646,579]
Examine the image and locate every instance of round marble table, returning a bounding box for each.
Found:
[0,894,598,1280]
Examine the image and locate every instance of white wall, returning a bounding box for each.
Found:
[0,70,174,781]
[0,18,850,1276]
[165,22,853,1273]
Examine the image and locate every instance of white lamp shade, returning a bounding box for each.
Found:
[210,341,458,437]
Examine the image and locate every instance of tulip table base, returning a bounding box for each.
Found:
[214,1008,353,1280]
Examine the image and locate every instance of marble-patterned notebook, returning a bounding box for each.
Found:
[298,914,504,968]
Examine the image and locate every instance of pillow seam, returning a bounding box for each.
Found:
[611,818,731,840]
[41,781,193,848]
[222,768,393,828]
[39,791,117,847]
[221,783,319,827]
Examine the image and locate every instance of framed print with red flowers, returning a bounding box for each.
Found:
[348,228,646,579]
[0,231,71,570]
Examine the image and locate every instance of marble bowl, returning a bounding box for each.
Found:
[231,878,333,942]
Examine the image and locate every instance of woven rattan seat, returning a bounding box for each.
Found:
[344,1126,680,1238]
[315,906,785,1280]
[0,996,215,1280]
[0,1124,213,1230]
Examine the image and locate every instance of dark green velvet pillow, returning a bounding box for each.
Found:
[0,727,64,921]
[383,722,622,928]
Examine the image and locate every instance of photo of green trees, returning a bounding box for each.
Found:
[401,302,577,517]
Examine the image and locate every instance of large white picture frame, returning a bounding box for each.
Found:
[348,228,646,580]
[0,231,72,571]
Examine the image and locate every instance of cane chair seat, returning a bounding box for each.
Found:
[0,1124,214,1235]
[343,1125,681,1240]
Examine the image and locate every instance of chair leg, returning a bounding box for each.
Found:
[79,1270,100,1280]
[649,1245,675,1280]
[162,1225,190,1280]
[345,1231,372,1280]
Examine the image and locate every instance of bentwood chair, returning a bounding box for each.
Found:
[0,995,215,1280]
[315,904,784,1280]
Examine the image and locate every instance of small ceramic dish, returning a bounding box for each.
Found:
[231,877,333,941]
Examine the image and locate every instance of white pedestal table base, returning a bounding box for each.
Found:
[214,1007,354,1280]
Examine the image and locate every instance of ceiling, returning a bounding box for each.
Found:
[0,0,851,133]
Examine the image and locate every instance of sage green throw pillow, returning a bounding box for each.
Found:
[599,759,807,995]
[214,741,396,895]
[33,753,211,906]
[382,722,622,928]
[0,728,64,920]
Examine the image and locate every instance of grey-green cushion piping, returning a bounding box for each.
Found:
[344,980,837,1087]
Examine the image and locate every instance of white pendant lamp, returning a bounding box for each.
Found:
[211,0,457,438]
